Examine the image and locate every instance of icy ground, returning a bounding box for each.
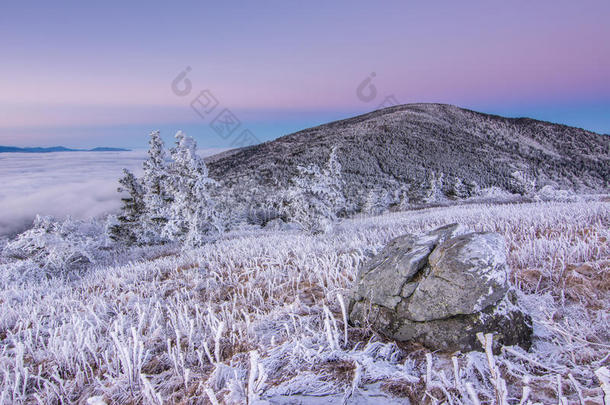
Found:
[0,201,609,404]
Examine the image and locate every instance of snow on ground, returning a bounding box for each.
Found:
[0,201,609,404]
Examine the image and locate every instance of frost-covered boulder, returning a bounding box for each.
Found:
[349,224,532,352]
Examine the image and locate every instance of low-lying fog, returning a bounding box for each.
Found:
[0,149,222,237]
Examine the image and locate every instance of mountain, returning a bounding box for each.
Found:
[0,146,131,153]
[207,103,609,209]
[88,147,131,152]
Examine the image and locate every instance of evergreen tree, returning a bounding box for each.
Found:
[285,147,345,233]
[422,172,445,203]
[323,147,346,216]
[450,177,469,199]
[140,131,172,244]
[163,131,220,246]
[510,170,537,196]
[397,185,410,210]
[361,188,380,215]
[109,169,145,244]
[465,180,481,197]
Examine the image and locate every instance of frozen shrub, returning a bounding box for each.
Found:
[509,170,537,196]
[246,205,284,227]
[4,215,105,276]
[535,185,581,202]
[476,186,518,201]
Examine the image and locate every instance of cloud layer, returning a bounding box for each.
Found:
[0,149,222,237]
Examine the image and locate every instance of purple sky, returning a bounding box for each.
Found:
[1,1,609,148]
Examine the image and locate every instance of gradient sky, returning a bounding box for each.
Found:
[1,0,609,148]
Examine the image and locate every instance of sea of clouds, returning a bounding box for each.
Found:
[0,149,222,237]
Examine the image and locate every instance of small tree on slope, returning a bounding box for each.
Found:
[163,131,220,246]
[285,147,345,233]
[109,169,146,244]
[140,131,172,244]
[449,177,469,200]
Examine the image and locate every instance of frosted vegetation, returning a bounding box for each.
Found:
[204,103,610,217]
[1,198,608,403]
[104,131,349,246]
[0,131,608,403]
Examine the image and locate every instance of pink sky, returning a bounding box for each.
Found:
[1,1,609,147]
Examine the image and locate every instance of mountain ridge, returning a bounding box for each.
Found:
[0,146,131,153]
[206,103,609,210]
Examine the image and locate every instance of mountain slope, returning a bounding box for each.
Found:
[207,103,609,208]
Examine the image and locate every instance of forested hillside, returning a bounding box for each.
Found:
[207,103,609,211]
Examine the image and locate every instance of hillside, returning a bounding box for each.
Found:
[207,104,609,208]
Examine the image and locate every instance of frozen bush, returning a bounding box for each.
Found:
[535,185,582,202]
[3,215,107,276]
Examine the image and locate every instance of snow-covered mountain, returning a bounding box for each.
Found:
[207,103,609,208]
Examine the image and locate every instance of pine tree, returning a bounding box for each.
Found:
[140,130,172,244]
[450,178,469,199]
[379,188,394,212]
[163,131,220,246]
[422,171,445,203]
[398,185,410,210]
[362,189,380,215]
[322,147,346,217]
[109,169,145,244]
[284,147,345,233]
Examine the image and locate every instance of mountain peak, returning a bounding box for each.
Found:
[207,104,609,209]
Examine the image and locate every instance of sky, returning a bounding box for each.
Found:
[1,0,609,149]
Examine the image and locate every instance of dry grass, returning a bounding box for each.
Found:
[0,200,608,404]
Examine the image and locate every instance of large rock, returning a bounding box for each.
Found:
[349,224,532,352]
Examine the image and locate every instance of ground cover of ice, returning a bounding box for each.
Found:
[0,200,608,404]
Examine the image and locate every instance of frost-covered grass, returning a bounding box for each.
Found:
[0,200,609,404]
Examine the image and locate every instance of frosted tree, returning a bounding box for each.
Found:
[324,146,346,215]
[421,171,445,203]
[465,180,481,197]
[109,169,146,244]
[450,178,469,199]
[163,131,220,246]
[397,185,410,210]
[380,188,395,211]
[510,170,537,196]
[361,187,393,215]
[362,189,381,215]
[285,147,345,233]
[140,131,172,244]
